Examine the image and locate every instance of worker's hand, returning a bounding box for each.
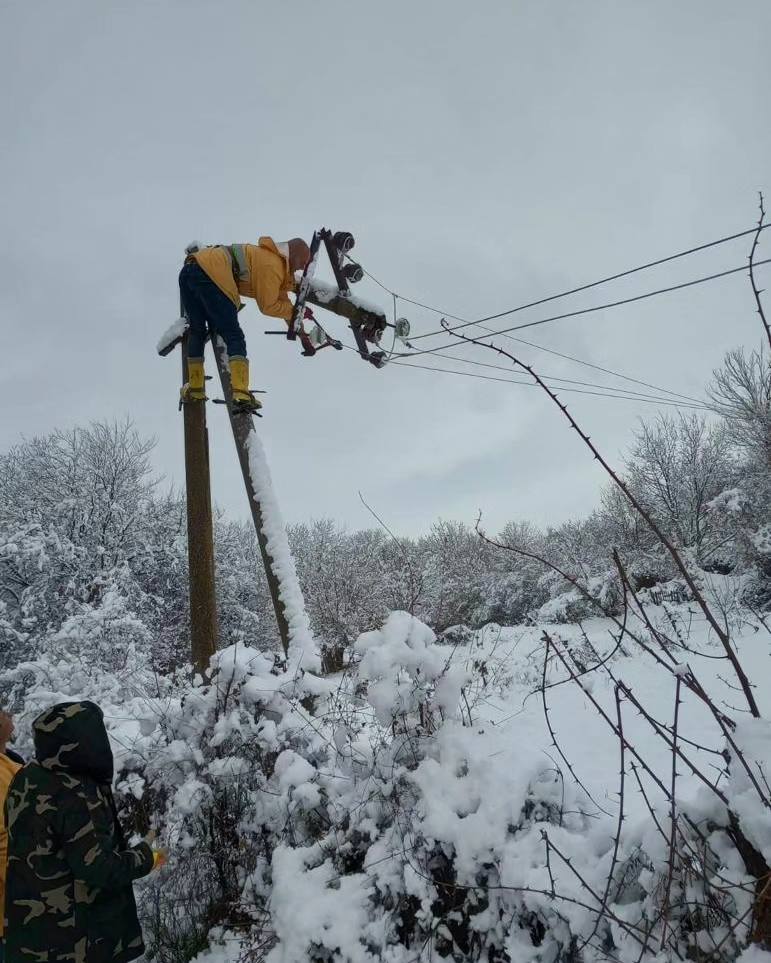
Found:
[152,848,168,870]
[303,307,315,322]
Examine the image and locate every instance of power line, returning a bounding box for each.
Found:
[421,224,771,334]
[355,221,770,340]
[392,350,709,407]
[335,287,700,404]
[401,326,704,405]
[501,335,705,406]
[352,222,770,398]
[392,357,710,409]
[298,329,709,412]
[335,335,704,407]
[395,257,771,359]
[357,265,699,403]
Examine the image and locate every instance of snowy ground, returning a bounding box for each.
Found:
[448,607,771,828]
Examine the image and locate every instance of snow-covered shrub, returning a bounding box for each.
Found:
[122,646,331,963]
[262,612,601,963]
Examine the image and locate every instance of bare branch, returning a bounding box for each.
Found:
[660,676,682,950]
[750,192,771,350]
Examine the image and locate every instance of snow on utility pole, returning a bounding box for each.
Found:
[180,334,218,676]
[211,338,300,659]
[159,322,317,669]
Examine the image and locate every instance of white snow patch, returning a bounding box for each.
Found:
[308,278,386,317]
[274,749,316,790]
[727,717,771,864]
[708,487,747,514]
[266,846,376,963]
[157,317,188,354]
[736,947,771,963]
[245,431,320,673]
[173,777,211,815]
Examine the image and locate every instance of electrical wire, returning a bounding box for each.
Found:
[332,301,711,409]
[350,222,770,397]
[314,317,711,414]
[500,335,705,405]
[392,357,711,409]
[376,285,703,404]
[355,222,770,338]
[393,257,771,359]
[402,321,706,403]
[392,350,710,407]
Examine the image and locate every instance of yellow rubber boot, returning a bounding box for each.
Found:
[180,358,207,403]
[229,357,262,413]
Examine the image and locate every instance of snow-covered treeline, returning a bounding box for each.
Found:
[1,349,768,675]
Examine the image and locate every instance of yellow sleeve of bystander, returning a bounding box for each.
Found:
[0,753,22,937]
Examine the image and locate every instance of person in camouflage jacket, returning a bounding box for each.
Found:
[4,701,158,963]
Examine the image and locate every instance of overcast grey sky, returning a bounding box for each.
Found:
[1,0,769,536]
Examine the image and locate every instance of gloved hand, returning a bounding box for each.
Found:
[299,331,317,357]
[143,830,167,870]
[303,307,315,322]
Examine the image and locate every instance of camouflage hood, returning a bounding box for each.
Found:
[6,700,152,963]
[33,700,114,783]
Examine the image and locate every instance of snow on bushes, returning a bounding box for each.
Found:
[5,600,771,963]
[263,612,604,963]
[354,611,469,726]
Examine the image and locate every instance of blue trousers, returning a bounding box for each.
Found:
[178,261,247,360]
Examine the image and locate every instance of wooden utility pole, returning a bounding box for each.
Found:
[211,340,291,656]
[180,334,218,675]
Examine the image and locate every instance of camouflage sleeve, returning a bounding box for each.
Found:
[55,788,154,888]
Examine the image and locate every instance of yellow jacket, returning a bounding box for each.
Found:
[0,752,21,937]
[192,237,296,322]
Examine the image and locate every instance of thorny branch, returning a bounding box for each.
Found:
[749,192,771,351]
[660,676,682,950]
[540,631,612,816]
[578,684,628,952]
[544,631,670,799]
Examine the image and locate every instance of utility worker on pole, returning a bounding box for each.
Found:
[179,236,311,413]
